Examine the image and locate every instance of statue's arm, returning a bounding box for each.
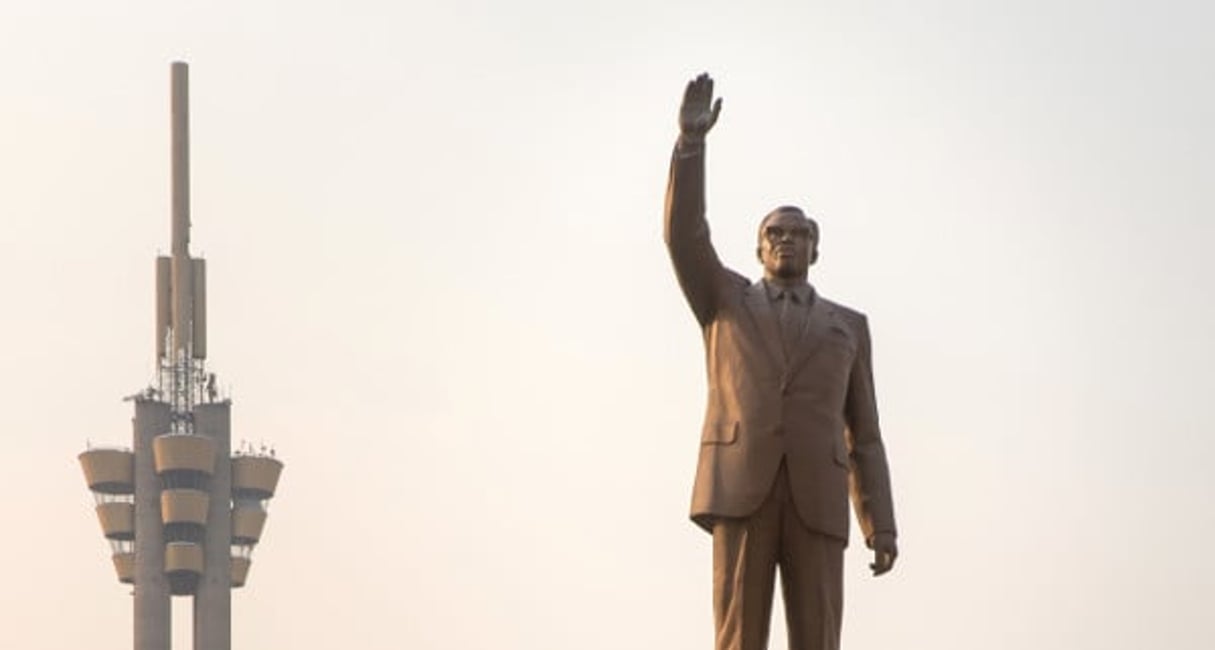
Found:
[664,74,725,326]
[843,314,899,574]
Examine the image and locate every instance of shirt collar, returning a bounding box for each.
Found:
[763,279,814,305]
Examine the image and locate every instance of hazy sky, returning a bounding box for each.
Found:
[2,1,1213,648]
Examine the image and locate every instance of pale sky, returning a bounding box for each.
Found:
[2,1,1213,649]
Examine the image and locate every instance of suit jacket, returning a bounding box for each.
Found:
[664,136,896,544]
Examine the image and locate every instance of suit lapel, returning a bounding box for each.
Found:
[786,294,833,378]
[743,281,785,370]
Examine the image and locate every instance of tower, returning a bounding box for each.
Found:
[77,62,284,650]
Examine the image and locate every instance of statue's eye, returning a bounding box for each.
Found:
[765,227,810,242]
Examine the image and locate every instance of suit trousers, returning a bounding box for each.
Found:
[712,460,845,650]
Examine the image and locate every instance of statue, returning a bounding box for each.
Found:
[664,73,898,650]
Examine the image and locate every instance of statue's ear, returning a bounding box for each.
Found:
[756,246,764,263]
[808,245,819,266]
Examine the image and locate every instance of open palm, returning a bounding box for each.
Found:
[679,73,723,140]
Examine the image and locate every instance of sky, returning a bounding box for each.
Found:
[1,1,1213,648]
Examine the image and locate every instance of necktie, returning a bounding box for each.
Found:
[778,291,800,357]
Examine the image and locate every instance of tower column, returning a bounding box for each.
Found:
[193,402,232,650]
[133,400,171,650]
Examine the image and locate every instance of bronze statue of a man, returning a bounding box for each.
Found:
[664,73,898,650]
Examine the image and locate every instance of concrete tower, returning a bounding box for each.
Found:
[78,62,284,650]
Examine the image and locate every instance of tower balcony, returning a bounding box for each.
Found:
[232,455,282,499]
[94,501,135,540]
[153,434,216,476]
[161,488,210,527]
[112,551,135,584]
[231,504,267,545]
[230,556,251,588]
[165,541,204,595]
[78,448,134,494]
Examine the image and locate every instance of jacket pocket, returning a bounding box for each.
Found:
[701,420,739,445]
[832,439,851,468]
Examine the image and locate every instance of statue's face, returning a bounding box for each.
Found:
[758,209,818,280]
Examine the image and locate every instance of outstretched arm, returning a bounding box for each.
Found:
[664,74,726,326]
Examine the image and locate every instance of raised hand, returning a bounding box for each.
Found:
[679,73,723,142]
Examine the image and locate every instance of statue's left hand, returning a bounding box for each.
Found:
[868,532,897,576]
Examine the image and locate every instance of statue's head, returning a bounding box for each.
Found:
[756,206,818,282]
